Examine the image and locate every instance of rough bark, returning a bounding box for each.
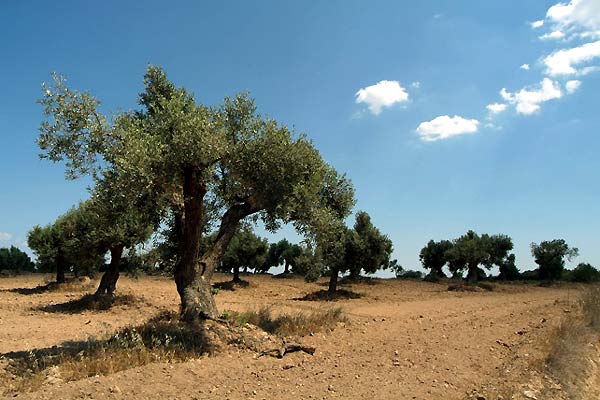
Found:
[284,260,290,274]
[95,244,124,296]
[328,268,339,293]
[175,167,259,323]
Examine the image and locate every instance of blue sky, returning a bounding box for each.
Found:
[1,0,599,274]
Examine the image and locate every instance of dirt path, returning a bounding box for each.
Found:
[0,275,581,399]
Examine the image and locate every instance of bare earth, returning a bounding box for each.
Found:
[0,274,587,399]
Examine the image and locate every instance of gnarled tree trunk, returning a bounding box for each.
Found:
[95,244,124,296]
[174,167,259,323]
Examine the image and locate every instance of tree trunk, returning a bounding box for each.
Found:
[56,249,66,284]
[467,263,478,283]
[233,265,241,282]
[284,260,290,274]
[175,167,259,323]
[328,269,339,293]
[95,245,124,296]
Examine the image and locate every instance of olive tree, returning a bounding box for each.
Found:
[218,228,268,282]
[345,211,393,280]
[531,239,578,281]
[0,246,35,273]
[37,66,354,321]
[419,239,453,278]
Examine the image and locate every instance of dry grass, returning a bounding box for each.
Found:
[1,312,212,394]
[222,306,347,337]
[543,285,600,398]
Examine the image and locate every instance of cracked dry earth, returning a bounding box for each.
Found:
[0,274,588,399]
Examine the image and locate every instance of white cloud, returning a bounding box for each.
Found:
[355,80,409,115]
[486,103,507,114]
[0,232,12,242]
[411,81,421,88]
[565,79,582,93]
[416,115,479,142]
[500,78,563,115]
[539,30,566,40]
[520,63,530,70]
[543,40,600,75]
[546,0,600,35]
[531,20,545,28]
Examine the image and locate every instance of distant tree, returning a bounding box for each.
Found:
[218,228,268,282]
[318,211,392,293]
[345,211,393,280]
[445,231,489,282]
[497,254,520,281]
[0,246,35,273]
[262,239,303,275]
[446,231,514,282]
[419,240,453,278]
[531,239,578,281]
[28,203,106,283]
[568,263,600,283]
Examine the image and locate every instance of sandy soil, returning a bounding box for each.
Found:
[0,274,587,399]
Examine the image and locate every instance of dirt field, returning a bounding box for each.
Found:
[0,274,592,399]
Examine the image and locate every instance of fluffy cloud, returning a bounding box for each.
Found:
[416,115,479,142]
[486,103,507,114]
[520,64,530,70]
[355,80,409,115]
[543,40,600,75]
[0,232,11,242]
[546,0,600,36]
[500,78,563,115]
[565,79,582,93]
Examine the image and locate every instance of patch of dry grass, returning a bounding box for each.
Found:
[543,285,600,398]
[1,312,212,394]
[223,306,347,337]
[447,282,495,292]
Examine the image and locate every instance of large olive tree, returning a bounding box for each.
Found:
[38,66,354,321]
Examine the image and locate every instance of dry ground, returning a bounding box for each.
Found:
[0,274,594,399]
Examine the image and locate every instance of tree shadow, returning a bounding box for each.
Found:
[1,311,213,393]
[213,279,250,291]
[294,289,363,302]
[34,293,141,314]
[1,278,94,296]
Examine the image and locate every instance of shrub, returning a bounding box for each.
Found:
[396,270,423,280]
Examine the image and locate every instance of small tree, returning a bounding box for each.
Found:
[318,211,392,293]
[218,228,268,282]
[445,231,489,282]
[0,246,35,273]
[531,239,578,281]
[345,211,393,280]
[419,240,453,278]
[497,254,520,280]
